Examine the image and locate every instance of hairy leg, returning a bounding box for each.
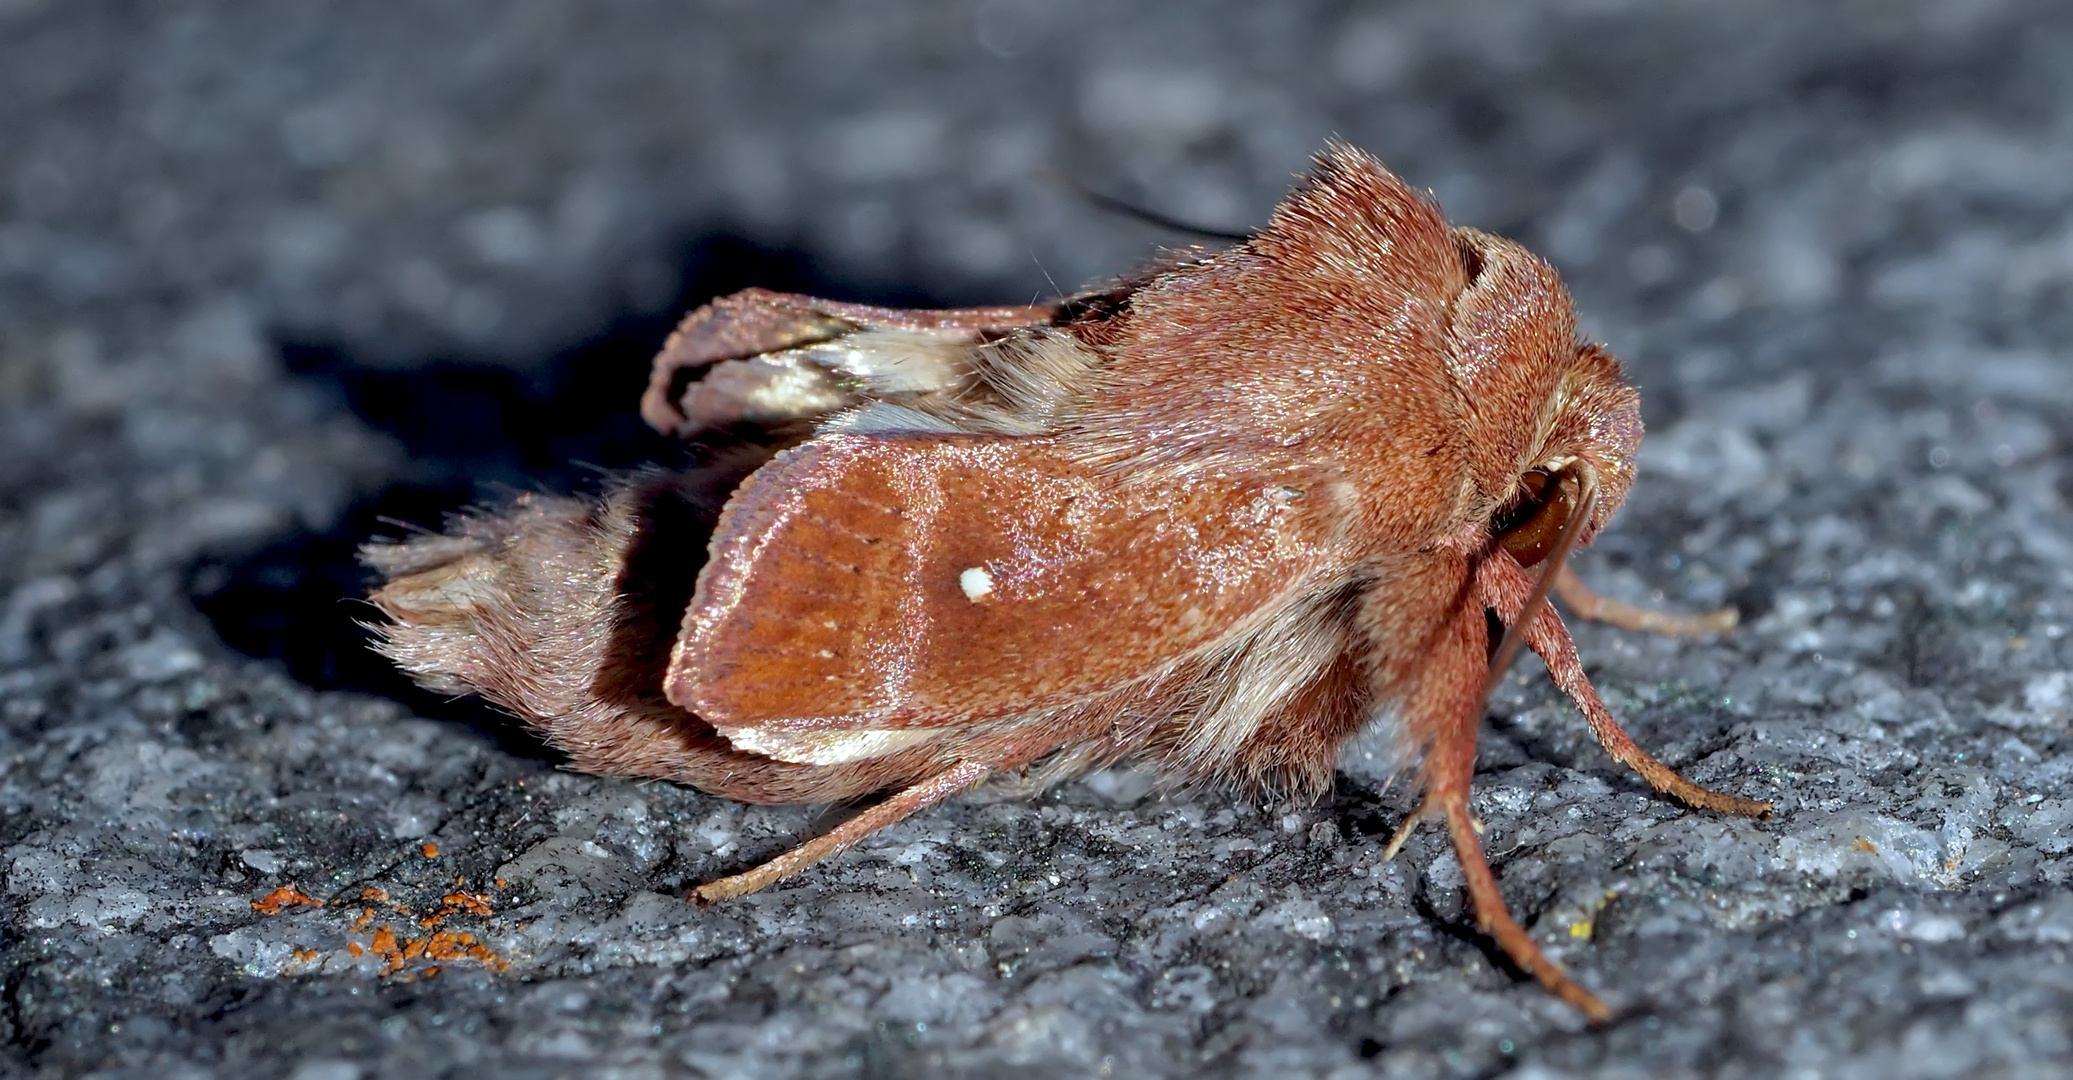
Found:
[1395,605,1613,1021]
[1482,558,1770,818]
[1554,565,1736,636]
[692,761,991,903]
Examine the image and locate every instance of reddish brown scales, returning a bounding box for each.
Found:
[674,434,1341,731]
[363,143,1771,1022]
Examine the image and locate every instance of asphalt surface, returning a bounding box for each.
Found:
[5,1,2073,1077]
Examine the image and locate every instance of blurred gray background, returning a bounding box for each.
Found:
[6,1,2073,1077]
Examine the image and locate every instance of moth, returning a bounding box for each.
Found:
[363,143,1769,1020]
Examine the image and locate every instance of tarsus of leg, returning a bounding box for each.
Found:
[1381,808,1423,862]
[1440,787,1613,1023]
[693,760,992,903]
[1392,773,1611,1019]
[1533,607,1771,817]
[1554,565,1737,636]
[1484,557,1772,819]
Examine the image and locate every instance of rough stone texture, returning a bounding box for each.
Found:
[6,1,2073,1077]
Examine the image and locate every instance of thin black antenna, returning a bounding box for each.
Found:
[1039,167,1253,242]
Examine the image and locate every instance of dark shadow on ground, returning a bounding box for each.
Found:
[189,233,954,737]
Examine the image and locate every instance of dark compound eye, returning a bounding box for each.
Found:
[1491,468,1580,568]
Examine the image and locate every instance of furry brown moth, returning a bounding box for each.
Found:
[363,143,1770,1020]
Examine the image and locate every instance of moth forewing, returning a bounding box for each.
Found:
[641,287,1065,438]
[668,435,1343,733]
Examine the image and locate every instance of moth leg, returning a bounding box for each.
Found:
[1478,556,1770,819]
[1554,565,1736,637]
[1442,792,1613,1023]
[1407,607,1613,1022]
[692,760,991,903]
[1511,595,1771,820]
[1532,614,1771,818]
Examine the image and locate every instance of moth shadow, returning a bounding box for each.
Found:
[191,233,947,756]
[1478,708,1583,775]
[190,480,561,758]
[1408,882,1547,990]
[589,451,777,715]
[1322,782,1550,993]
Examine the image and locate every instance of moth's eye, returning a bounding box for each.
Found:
[1491,469,1578,567]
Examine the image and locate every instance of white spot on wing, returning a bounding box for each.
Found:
[959,566,995,602]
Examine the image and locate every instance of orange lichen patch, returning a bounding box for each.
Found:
[279,945,331,976]
[288,878,516,978]
[412,888,500,929]
[423,929,510,972]
[424,931,469,960]
[495,878,508,889]
[1855,838,1879,853]
[370,925,401,962]
[353,887,413,915]
[442,891,494,917]
[353,906,513,976]
[251,885,323,915]
[420,842,440,858]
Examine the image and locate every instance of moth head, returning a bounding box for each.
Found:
[1486,343,1641,566]
[1440,224,1643,563]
